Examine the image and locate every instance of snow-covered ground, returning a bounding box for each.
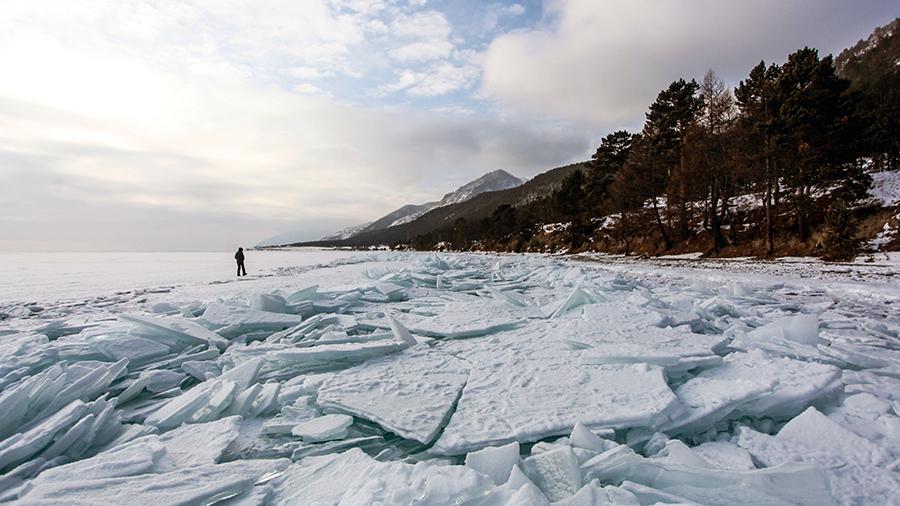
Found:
[0,249,360,307]
[1,251,899,504]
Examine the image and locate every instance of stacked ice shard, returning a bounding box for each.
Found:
[1,252,899,504]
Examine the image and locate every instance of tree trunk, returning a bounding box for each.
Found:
[651,197,672,250]
[679,144,689,240]
[764,154,774,256]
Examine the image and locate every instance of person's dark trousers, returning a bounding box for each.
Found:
[237,262,246,276]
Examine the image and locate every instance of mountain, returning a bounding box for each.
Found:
[293,162,583,247]
[356,203,438,234]
[835,18,899,84]
[259,169,525,247]
[435,169,525,208]
[256,229,316,248]
[350,169,525,236]
[320,222,373,241]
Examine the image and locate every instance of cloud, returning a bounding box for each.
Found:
[482,2,526,33]
[0,0,588,251]
[388,10,455,62]
[380,61,480,96]
[481,0,896,127]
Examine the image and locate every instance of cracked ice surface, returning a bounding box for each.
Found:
[1,250,900,504]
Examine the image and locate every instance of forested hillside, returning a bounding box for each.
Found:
[406,19,900,260]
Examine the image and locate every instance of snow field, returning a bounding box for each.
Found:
[1,251,899,504]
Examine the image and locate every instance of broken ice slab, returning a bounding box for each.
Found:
[121,313,228,350]
[256,448,489,504]
[291,414,353,442]
[317,348,469,444]
[0,399,88,472]
[158,416,242,467]
[257,338,415,379]
[464,442,520,485]
[17,457,290,504]
[580,443,835,506]
[690,441,756,471]
[577,326,725,374]
[285,284,319,304]
[250,293,287,313]
[397,299,529,339]
[116,370,186,404]
[736,406,899,504]
[747,313,820,345]
[144,379,235,430]
[431,361,676,455]
[546,284,606,318]
[711,351,842,418]
[660,350,843,435]
[658,372,774,436]
[819,340,900,371]
[200,302,303,337]
[225,317,417,380]
[0,331,58,380]
[522,446,582,501]
[729,313,833,362]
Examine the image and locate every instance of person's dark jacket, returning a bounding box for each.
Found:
[235,250,245,262]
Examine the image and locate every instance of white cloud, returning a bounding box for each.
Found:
[0,0,587,251]
[388,10,454,62]
[482,2,526,32]
[481,0,894,127]
[381,62,480,96]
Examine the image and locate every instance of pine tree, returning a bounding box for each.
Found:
[644,79,703,241]
[736,61,782,255]
[696,70,736,253]
[586,131,637,212]
[822,198,857,261]
[777,48,862,241]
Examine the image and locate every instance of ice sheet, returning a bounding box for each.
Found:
[317,348,469,444]
[2,250,899,504]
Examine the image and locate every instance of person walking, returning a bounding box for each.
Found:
[235,247,247,276]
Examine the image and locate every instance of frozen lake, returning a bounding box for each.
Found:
[1,251,898,503]
[0,249,360,304]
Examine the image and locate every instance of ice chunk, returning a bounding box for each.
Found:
[144,378,237,430]
[747,313,820,345]
[117,370,186,404]
[0,400,88,472]
[521,446,582,501]
[548,285,606,318]
[219,357,263,391]
[578,326,725,374]
[121,313,227,349]
[711,351,842,418]
[570,423,617,453]
[256,336,415,379]
[18,458,289,504]
[317,349,469,444]
[554,480,640,506]
[400,300,528,339]
[267,448,493,504]
[691,441,756,471]
[464,442,520,485]
[291,414,353,442]
[581,444,834,506]
[338,457,493,505]
[661,351,842,435]
[286,285,319,304]
[250,293,287,313]
[433,361,676,455]
[201,303,303,336]
[158,416,241,467]
[660,379,772,435]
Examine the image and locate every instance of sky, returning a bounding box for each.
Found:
[0,0,896,251]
